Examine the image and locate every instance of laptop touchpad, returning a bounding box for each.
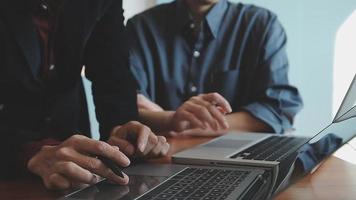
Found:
[204,139,253,149]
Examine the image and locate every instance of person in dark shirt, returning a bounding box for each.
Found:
[0,0,169,190]
[128,0,303,136]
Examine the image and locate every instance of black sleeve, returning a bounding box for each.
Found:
[84,0,138,140]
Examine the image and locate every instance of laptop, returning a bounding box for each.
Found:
[172,74,356,190]
[60,75,356,200]
[59,163,270,200]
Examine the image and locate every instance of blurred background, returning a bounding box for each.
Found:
[86,1,356,141]
[123,0,356,135]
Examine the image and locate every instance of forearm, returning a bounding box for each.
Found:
[226,111,273,133]
[138,109,174,134]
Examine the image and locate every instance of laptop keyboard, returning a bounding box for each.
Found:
[137,167,250,200]
[230,136,308,161]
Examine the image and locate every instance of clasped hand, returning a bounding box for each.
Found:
[169,93,232,136]
[28,121,169,190]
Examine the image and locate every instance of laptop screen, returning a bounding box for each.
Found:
[288,74,356,174]
[309,74,356,147]
[333,75,356,123]
[275,75,356,196]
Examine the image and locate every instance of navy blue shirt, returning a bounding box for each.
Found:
[128,0,303,133]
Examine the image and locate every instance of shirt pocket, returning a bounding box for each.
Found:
[209,69,240,103]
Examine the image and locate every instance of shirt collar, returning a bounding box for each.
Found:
[205,0,228,38]
[175,0,228,38]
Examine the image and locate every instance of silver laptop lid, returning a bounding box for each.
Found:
[297,73,356,154]
[333,74,356,123]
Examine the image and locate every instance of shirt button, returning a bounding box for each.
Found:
[190,86,198,93]
[40,3,48,11]
[193,51,200,58]
[0,104,4,111]
[49,65,55,71]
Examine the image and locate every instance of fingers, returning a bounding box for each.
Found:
[142,136,170,158]
[104,170,130,185]
[113,122,156,154]
[88,157,129,185]
[31,135,132,191]
[141,134,158,156]
[136,126,152,153]
[45,173,71,190]
[110,122,169,158]
[55,145,128,185]
[111,121,147,151]
[190,97,229,129]
[150,136,170,157]
[108,137,136,156]
[66,135,130,168]
[184,101,218,130]
[174,93,231,131]
[175,109,206,129]
[200,93,232,114]
[55,161,97,185]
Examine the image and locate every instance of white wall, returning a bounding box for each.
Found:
[333,10,356,117]
[123,0,156,21]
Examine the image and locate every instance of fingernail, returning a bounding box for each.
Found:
[112,173,129,185]
[122,156,131,166]
[139,143,145,152]
[91,175,98,184]
[121,173,130,185]
[224,121,229,129]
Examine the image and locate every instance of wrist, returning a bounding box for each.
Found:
[138,110,175,133]
[160,111,176,132]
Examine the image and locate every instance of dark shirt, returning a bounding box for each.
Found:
[17,0,64,173]
[0,0,137,177]
[128,0,303,133]
[32,0,59,78]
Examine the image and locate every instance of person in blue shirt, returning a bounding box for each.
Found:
[128,0,303,136]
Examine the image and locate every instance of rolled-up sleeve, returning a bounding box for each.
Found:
[242,14,303,134]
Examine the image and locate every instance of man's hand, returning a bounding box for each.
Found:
[28,135,130,190]
[108,121,170,158]
[169,93,232,133]
[137,94,164,111]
